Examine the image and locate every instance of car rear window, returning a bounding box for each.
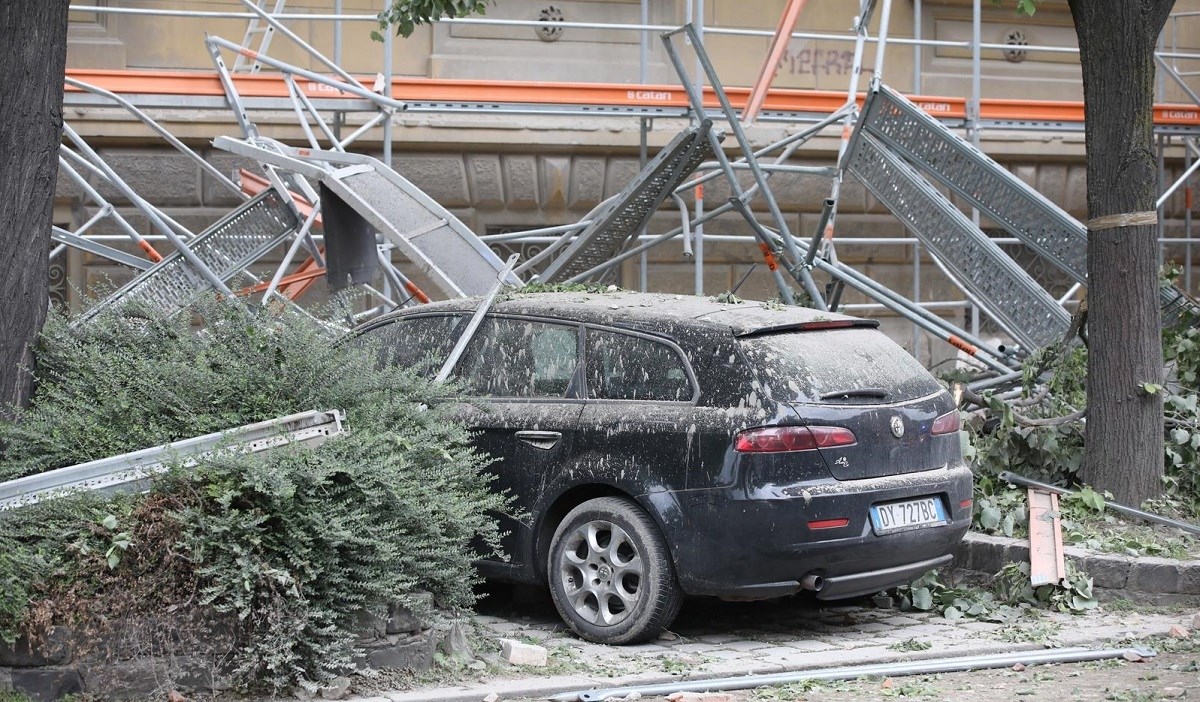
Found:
[738,328,943,403]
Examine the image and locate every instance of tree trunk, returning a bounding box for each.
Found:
[0,0,70,420]
[1067,0,1174,507]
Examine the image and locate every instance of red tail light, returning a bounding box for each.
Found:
[931,410,961,435]
[735,425,857,453]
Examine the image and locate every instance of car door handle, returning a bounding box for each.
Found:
[514,430,562,450]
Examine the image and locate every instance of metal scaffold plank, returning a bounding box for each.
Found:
[857,84,1089,284]
[857,83,1200,330]
[213,137,521,298]
[324,165,522,296]
[0,410,346,511]
[845,130,1072,351]
[541,120,719,284]
[81,189,300,320]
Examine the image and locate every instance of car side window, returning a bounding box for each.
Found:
[456,317,580,398]
[358,314,463,377]
[585,329,693,402]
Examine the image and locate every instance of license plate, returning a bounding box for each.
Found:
[869,496,947,534]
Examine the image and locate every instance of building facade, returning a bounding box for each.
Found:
[58,0,1200,363]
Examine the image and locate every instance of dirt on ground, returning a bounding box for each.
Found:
[635,650,1200,702]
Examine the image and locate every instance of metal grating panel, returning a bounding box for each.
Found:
[540,121,718,283]
[845,131,1072,350]
[1161,282,1200,329]
[858,84,1198,332]
[83,190,299,320]
[857,85,1088,284]
[332,168,516,297]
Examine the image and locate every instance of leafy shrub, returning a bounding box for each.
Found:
[0,300,392,481]
[0,301,505,690]
[891,564,1096,624]
[966,342,1087,488]
[965,299,1200,519]
[1158,316,1200,515]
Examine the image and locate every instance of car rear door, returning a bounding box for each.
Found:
[569,327,705,496]
[449,315,585,575]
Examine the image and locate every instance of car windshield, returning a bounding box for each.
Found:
[739,328,943,403]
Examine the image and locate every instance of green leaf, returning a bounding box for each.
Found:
[944,605,963,620]
[101,514,119,530]
[911,587,934,611]
[980,505,1002,530]
[1078,487,1105,512]
[370,30,384,42]
[1173,428,1191,446]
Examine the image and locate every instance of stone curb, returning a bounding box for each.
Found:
[359,640,1071,702]
[954,532,1200,602]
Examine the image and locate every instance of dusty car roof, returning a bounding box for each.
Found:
[372,290,869,336]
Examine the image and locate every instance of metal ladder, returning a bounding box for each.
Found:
[540,120,720,284]
[843,129,1073,351]
[232,0,287,73]
[81,189,300,321]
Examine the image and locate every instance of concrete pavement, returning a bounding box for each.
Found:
[351,588,1188,702]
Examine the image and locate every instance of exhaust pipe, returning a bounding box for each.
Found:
[800,574,825,592]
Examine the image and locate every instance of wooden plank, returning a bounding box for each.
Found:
[1028,489,1067,587]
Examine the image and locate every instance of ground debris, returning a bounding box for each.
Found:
[441,621,474,663]
[319,676,351,700]
[499,638,548,666]
[665,693,731,702]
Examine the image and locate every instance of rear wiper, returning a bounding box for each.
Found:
[819,387,889,400]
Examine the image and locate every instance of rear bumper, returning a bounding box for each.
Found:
[658,463,972,599]
[817,554,953,600]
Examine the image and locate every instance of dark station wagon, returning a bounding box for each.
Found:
[354,291,972,644]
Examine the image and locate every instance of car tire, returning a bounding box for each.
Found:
[547,496,682,644]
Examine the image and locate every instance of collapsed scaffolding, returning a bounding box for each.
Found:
[54,0,1200,387]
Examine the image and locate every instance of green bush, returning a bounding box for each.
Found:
[966,301,1200,521]
[966,341,1087,487]
[0,301,506,690]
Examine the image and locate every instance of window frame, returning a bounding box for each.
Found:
[449,313,587,403]
[581,324,700,405]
